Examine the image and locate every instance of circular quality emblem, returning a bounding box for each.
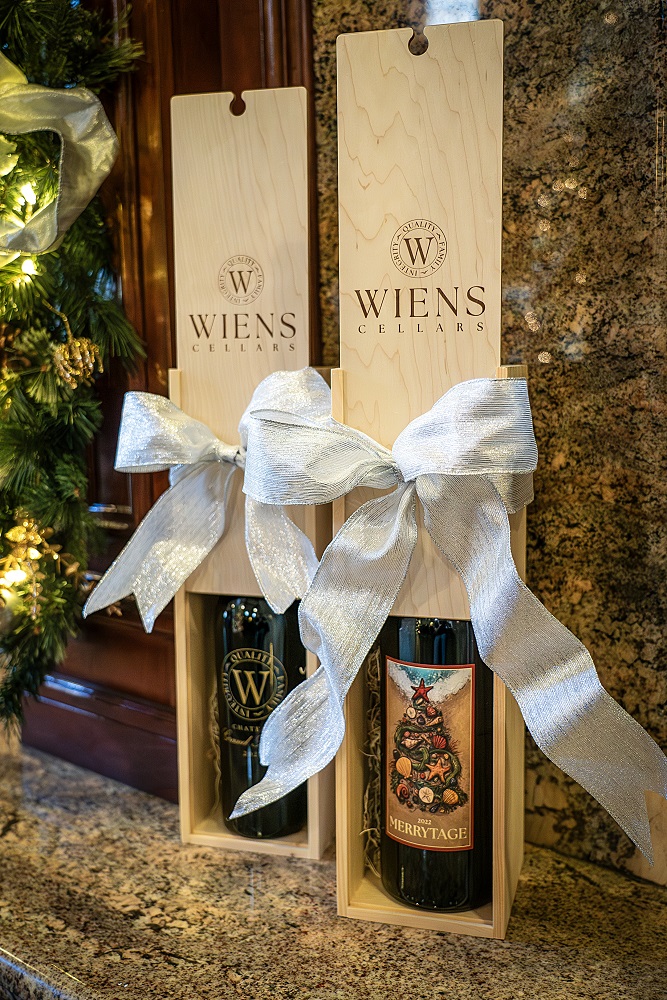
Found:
[218,254,264,305]
[390,220,447,278]
[222,647,287,723]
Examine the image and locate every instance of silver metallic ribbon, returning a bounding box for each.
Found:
[0,52,118,260]
[231,368,667,862]
[83,391,318,633]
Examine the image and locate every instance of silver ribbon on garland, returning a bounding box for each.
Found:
[0,52,119,261]
[230,367,667,862]
[83,391,318,633]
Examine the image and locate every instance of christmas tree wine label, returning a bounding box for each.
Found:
[385,658,474,851]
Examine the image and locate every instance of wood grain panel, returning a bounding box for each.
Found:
[337,22,503,438]
[171,88,310,436]
[336,21,503,619]
[171,87,310,596]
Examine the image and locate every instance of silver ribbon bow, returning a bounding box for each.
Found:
[0,52,118,260]
[83,391,318,633]
[231,367,667,862]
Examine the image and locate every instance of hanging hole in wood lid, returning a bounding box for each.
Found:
[229,93,246,116]
[408,29,429,56]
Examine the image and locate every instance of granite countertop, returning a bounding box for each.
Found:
[0,738,665,1000]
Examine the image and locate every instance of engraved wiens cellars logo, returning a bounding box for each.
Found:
[391,219,447,278]
[218,255,264,305]
[187,252,298,353]
[352,218,486,336]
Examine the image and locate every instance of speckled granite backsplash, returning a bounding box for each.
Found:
[312,0,667,882]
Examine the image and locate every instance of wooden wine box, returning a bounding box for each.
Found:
[169,88,334,858]
[334,21,525,936]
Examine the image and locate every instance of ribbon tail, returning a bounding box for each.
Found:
[244,496,319,613]
[231,482,418,818]
[84,463,236,633]
[420,473,667,862]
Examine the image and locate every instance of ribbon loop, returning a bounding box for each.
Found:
[231,369,667,862]
[84,387,317,631]
[0,53,119,257]
[243,369,399,506]
[392,376,538,480]
[114,392,237,474]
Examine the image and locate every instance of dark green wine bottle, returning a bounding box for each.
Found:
[215,596,307,839]
[380,616,493,911]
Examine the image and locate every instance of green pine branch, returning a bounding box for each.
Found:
[0,0,142,92]
[0,1,143,723]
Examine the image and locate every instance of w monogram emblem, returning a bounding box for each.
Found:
[403,237,434,267]
[230,668,271,706]
[228,270,253,295]
[218,254,264,305]
[222,646,287,722]
[391,220,447,278]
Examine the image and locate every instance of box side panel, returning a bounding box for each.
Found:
[336,21,503,620]
[336,670,369,916]
[186,594,218,830]
[174,588,193,841]
[171,88,310,596]
[337,22,503,444]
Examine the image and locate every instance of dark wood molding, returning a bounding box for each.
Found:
[62,604,176,705]
[22,673,177,802]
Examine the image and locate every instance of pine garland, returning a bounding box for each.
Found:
[0,0,143,723]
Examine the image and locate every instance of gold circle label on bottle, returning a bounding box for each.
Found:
[385,657,474,851]
[221,646,287,723]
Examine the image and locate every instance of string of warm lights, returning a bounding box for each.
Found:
[2,177,41,281]
[0,1,142,723]
[0,516,57,620]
